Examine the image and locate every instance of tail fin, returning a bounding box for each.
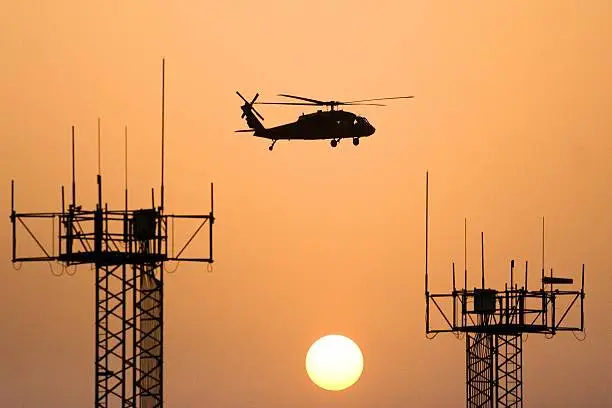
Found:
[236,91,265,132]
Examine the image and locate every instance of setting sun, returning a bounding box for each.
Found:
[305,334,364,391]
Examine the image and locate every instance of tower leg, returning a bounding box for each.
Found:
[95,264,131,408]
[495,334,523,408]
[134,262,163,408]
[466,332,495,407]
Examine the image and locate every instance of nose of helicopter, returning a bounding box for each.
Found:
[367,124,376,136]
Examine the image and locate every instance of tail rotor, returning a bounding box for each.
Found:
[236,91,264,121]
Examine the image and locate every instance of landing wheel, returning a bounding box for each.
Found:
[268,145,273,151]
[269,140,277,151]
[353,137,360,146]
[330,139,338,148]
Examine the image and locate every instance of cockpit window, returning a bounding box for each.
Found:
[356,116,369,126]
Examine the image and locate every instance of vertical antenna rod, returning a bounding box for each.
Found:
[452,262,456,327]
[97,117,101,175]
[464,218,467,290]
[581,264,585,330]
[125,125,128,212]
[97,118,102,214]
[161,58,165,211]
[97,175,102,210]
[542,216,545,272]
[541,217,545,291]
[425,171,429,295]
[123,125,129,246]
[425,171,429,332]
[481,232,485,289]
[210,182,214,215]
[61,186,65,255]
[11,180,16,261]
[209,182,215,261]
[72,125,76,208]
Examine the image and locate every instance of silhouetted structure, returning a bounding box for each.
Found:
[423,172,585,408]
[235,91,413,150]
[10,60,215,408]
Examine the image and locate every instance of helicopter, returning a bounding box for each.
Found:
[235,92,414,150]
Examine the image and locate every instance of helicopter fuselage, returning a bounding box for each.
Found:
[254,110,376,141]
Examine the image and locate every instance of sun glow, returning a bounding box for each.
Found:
[305,334,364,391]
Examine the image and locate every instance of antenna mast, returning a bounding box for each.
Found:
[481,232,485,289]
[161,58,165,211]
[541,216,545,291]
[97,117,101,175]
[464,218,467,290]
[124,125,128,212]
[425,171,429,333]
[71,125,76,208]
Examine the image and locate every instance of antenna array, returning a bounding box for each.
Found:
[10,59,215,408]
[424,172,586,408]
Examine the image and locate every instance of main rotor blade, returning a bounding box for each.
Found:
[278,94,326,105]
[254,101,385,107]
[254,102,319,106]
[343,96,414,103]
[342,102,386,106]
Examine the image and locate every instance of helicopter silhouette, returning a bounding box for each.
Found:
[235,92,413,150]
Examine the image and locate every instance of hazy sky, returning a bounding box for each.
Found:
[1,1,611,407]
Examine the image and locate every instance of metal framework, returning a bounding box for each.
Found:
[9,59,215,408]
[423,172,586,408]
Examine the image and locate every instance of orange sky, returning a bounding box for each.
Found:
[1,1,611,407]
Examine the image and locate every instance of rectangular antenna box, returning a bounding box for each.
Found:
[132,209,157,241]
[474,289,497,314]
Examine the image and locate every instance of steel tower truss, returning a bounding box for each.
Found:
[464,317,524,407]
